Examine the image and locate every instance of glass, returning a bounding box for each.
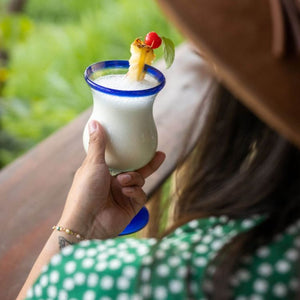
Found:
[83,60,165,235]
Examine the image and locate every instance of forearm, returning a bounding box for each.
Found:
[17,230,80,300]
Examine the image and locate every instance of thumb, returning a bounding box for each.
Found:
[87,120,107,164]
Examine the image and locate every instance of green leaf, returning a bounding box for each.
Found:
[161,36,175,69]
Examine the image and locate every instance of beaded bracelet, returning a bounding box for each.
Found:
[52,225,85,240]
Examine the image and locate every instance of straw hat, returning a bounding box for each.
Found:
[157,0,300,148]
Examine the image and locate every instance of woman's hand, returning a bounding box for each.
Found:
[18,119,165,300]
[59,120,165,240]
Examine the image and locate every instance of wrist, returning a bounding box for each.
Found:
[50,229,81,250]
[58,211,115,240]
[56,216,90,241]
[52,225,85,240]
[58,213,92,239]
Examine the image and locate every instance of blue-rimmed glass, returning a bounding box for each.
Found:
[84,60,165,235]
[85,60,165,96]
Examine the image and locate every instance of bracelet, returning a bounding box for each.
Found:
[52,225,85,240]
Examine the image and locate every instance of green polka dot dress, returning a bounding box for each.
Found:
[26,216,300,299]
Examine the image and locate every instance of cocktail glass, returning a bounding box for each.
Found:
[83,60,165,235]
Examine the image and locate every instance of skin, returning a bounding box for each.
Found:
[17,120,165,299]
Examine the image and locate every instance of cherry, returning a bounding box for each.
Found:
[145,32,162,49]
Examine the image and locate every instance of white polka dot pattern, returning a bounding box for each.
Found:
[27,216,300,300]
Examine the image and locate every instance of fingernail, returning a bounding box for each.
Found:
[118,174,131,184]
[88,120,98,134]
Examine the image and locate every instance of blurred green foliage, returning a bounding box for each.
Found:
[0,0,182,167]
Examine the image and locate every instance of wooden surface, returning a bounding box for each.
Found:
[0,43,213,300]
[157,0,300,149]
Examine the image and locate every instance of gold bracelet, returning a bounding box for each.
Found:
[52,225,85,240]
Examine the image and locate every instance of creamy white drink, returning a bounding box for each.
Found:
[83,32,171,234]
[83,73,159,174]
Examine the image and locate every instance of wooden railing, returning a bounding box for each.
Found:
[0,43,213,300]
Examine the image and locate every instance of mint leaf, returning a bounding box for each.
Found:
[161,36,175,69]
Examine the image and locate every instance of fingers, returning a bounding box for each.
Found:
[116,151,166,187]
[117,172,145,187]
[137,151,166,178]
[121,186,147,206]
[86,120,107,164]
[116,152,165,208]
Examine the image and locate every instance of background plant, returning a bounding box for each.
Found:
[0,0,182,167]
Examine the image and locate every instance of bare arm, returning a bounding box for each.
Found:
[17,120,165,299]
[17,231,76,299]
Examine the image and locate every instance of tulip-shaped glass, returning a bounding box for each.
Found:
[83,60,165,235]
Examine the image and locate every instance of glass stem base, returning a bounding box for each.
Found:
[119,206,149,235]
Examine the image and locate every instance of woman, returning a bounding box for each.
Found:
[18,84,300,299]
[19,0,300,299]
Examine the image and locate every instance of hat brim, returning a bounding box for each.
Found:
[157,0,300,148]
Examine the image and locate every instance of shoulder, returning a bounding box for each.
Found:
[26,238,157,299]
[26,220,208,299]
[232,220,300,299]
[26,217,300,299]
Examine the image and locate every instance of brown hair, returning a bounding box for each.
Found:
[168,83,300,299]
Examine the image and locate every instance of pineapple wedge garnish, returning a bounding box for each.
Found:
[127,38,155,81]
